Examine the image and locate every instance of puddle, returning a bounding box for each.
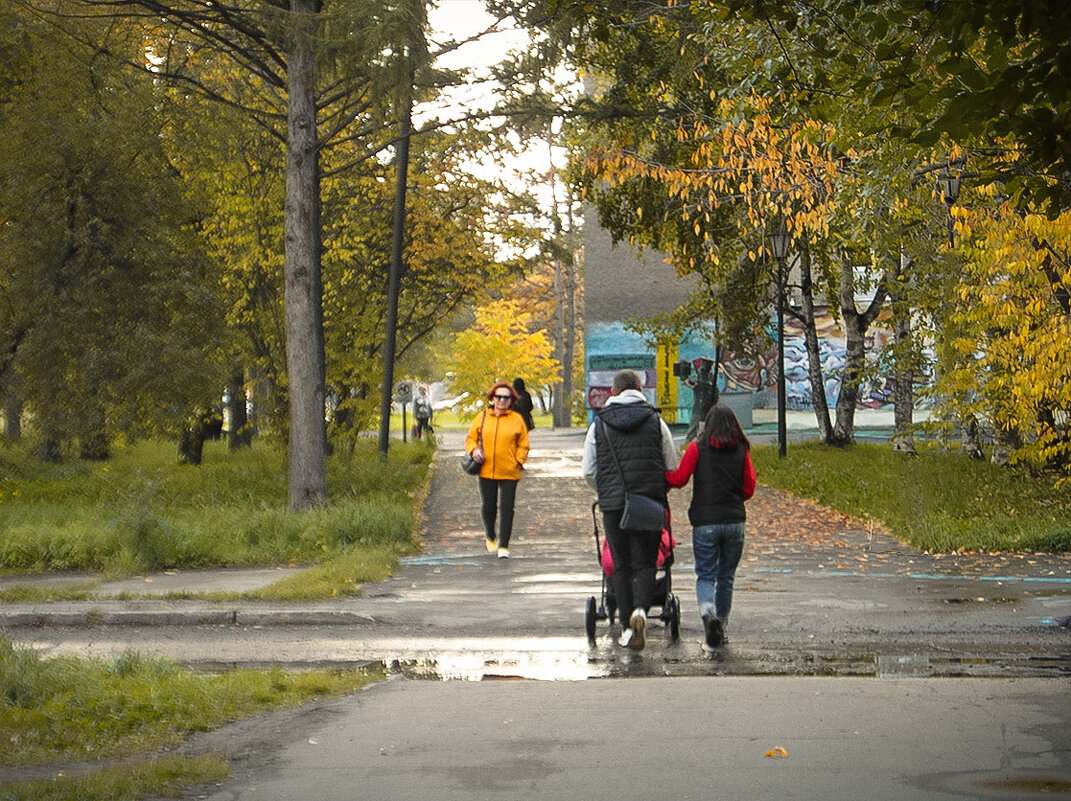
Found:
[913,770,1071,798]
[366,643,1071,682]
[387,652,607,681]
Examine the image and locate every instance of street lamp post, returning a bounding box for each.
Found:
[769,225,790,459]
[938,171,961,247]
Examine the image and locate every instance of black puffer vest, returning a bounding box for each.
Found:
[594,401,667,511]
[688,439,748,526]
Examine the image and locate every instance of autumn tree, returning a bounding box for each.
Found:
[20,0,435,508]
[928,200,1071,474]
[526,0,1067,458]
[446,298,561,409]
[321,128,517,440]
[0,4,225,460]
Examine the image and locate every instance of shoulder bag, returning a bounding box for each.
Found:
[461,410,486,475]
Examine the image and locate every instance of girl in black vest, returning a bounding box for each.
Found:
[666,403,756,647]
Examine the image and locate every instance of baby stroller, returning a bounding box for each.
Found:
[584,501,681,643]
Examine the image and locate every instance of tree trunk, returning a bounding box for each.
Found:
[797,249,834,442]
[227,370,253,450]
[549,139,578,429]
[178,413,208,466]
[830,254,890,446]
[37,439,62,463]
[890,253,916,454]
[830,310,864,445]
[78,405,110,460]
[891,308,916,453]
[283,0,328,510]
[79,432,110,461]
[3,393,22,440]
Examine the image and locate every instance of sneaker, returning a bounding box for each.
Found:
[702,613,724,648]
[617,628,634,648]
[628,609,646,651]
[497,548,509,559]
[485,537,497,553]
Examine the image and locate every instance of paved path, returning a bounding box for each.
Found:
[1,426,1070,799]
[3,427,1068,678]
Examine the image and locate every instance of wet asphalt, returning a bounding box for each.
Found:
[1,424,1070,799]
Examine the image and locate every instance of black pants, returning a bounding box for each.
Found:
[603,508,660,623]
[479,477,518,547]
[414,418,433,437]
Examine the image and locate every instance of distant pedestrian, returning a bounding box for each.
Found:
[413,385,434,439]
[683,357,716,442]
[511,377,535,431]
[465,382,530,558]
[581,369,679,650]
[666,403,755,648]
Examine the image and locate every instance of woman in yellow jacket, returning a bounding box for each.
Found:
[465,381,530,558]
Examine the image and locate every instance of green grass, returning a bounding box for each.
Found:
[0,755,229,801]
[0,438,431,592]
[0,640,381,799]
[751,441,1071,553]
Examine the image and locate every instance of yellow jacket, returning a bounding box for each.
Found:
[465,408,530,480]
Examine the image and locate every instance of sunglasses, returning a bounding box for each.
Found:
[492,394,512,401]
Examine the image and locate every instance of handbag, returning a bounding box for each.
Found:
[597,418,667,531]
[620,491,666,531]
[461,410,487,475]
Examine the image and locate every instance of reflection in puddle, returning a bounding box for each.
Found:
[375,640,1071,682]
[388,651,608,681]
[877,654,932,678]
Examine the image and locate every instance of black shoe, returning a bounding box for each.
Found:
[702,613,723,648]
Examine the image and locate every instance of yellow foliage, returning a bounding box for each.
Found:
[935,200,1071,473]
[446,299,562,408]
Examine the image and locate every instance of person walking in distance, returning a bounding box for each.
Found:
[581,370,679,650]
[413,385,434,439]
[511,377,535,431]
[465,382,530,558]
[666,403,755,647]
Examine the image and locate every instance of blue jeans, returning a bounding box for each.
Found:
[692,522,745,623]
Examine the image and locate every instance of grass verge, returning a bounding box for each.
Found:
[0,437,432,598]
[1,755,229,801]
[751,441,1070,553]
[0,639,383,798]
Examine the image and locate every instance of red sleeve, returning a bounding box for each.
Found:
[666,441,699,488]
[741,448,756,500]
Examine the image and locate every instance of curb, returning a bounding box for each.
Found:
[0,605,380,628]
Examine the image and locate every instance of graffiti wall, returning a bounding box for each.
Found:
[587,308,913,422]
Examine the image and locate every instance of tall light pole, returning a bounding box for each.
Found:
[769,224,790,459]
[938,171,961,248]
[377,48,414,460]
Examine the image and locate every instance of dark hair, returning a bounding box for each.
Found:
[612,370,642,394]
[701,403,749,449]
[486,382,517,402]
[512,377,527,391]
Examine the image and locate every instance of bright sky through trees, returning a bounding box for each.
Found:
[426,0,573,234]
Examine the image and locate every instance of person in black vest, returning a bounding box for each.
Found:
[666,403,756,648]
[582,370,679,650]
[511,377,535,431]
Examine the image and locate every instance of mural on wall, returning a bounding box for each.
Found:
[587,308,921,422]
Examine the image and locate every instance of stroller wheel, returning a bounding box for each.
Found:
[585,596,598,642]
[666,594,681,642]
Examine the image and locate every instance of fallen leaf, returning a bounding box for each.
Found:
[764,746,789,758]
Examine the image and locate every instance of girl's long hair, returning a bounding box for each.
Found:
[700,403,750,449]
